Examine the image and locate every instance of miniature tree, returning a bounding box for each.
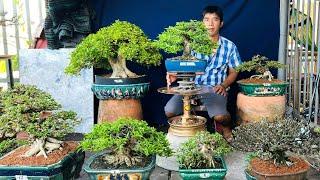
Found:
[65,20,162,78]
[176,131,231,169]
[80,118,172,167]
[156,20,218,60]
[0,84,80,158]
[235,55,285,81]
[232,118,312,166]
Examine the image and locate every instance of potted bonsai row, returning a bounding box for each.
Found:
[65,20,162,122]
[176,131,231,179]
[80,118,172,180]
[232,118,318,180]
[0,84,84,179]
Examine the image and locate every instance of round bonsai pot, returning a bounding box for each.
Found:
[237,80,289,97]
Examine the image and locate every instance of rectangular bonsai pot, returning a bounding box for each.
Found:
[83,151,155,180]
[0,147,85,180]
[178,156,227,180]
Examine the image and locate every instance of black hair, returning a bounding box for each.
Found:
[202,5,224,22]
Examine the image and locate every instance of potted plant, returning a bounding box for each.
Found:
[235,55,289,123]
[176,131,231,179]
[65,20,162,122]
[0,84,84,179]
[80,117,172,180]
[232,118,314,180]
[156,20,218,73]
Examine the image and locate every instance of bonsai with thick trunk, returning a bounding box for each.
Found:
[80,118,172,167]
[155,20,218,59]
[0,84,80,158]
[65,20,162,78]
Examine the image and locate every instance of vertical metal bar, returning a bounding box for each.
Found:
[5,58,14,89]
[0,0,8,54]
[25,0,32,42]
[309,0,317,122]
[293,0,301,110]
[303,0,311,109]
[12,0,20,54]
[288,1,295,105]
[297,1,303,113]
[278,0,289,81]
[314,1,320,125]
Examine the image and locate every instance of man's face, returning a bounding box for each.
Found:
[203,13,223,37]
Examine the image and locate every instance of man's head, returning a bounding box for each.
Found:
[202,6,224,37]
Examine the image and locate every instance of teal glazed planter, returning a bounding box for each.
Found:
[237,81,289,96]
[92,75,150,100]
[165,59,207,73]
[0,147,85,180]
[178,156,227,180]
[84,151,155,180]
[245,169,257,180]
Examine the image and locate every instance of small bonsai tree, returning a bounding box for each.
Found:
[232,118,312,166]
[80,118,172,167]
[156,20,218,60]
[176,131,231,169]
[0,84,80,158]
[235,55,285,81]
[65,20,162,78]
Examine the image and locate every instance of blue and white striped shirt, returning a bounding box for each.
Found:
[192,36,242,86]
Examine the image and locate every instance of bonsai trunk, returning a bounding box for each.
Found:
[182,38,191,58]
[103,148,143,167]
[23,137,63,158]
[109,56,137,78]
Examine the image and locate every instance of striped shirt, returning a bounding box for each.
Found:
[192,36,242,86]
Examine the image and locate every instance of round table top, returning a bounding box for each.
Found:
[157,86,215,95]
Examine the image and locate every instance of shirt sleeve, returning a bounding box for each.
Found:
[228,45,242,68]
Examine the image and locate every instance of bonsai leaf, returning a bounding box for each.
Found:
[65,20,162,78]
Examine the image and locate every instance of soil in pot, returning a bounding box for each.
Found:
[0,141,78,166]
[179,157,224,170]
[250,157,310,176]
[238,79,283,84]
[90,154,152,170]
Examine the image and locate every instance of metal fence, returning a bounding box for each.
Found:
[286,0,320,125]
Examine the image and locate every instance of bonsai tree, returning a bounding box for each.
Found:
[232,118,313,167]
[235,54,285,81]
[65,20,162,78]
[156,20,218,60]
[0,84,80,158]
[79,118,172,167]
[176,131,231,169]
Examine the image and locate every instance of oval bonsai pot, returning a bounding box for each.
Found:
[178,156,227,180]
[0,146,85,180]
[237,81,289,96]
[84,151,156,180]
[165,59,207,73]
[92,75,150,100]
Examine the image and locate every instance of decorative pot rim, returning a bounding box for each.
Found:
[237,80,289,86]
[83,151,156,173]
[94,75,148,85]
[92,82,150,87]
[166,58,207,62]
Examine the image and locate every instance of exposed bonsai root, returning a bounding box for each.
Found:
[103,153,143,167]
[250,70,273,81]
[23,138,63,158]
[199,144,216,168]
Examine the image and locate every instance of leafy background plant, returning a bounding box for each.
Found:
[80,118,172,167]
[155,20,218,59]
[65,20,162,78]
[176,131,231,169]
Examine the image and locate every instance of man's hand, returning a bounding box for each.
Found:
[213,84,227,97]
[166,72,177,88]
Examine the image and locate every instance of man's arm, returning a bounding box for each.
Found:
[214,67,238,96]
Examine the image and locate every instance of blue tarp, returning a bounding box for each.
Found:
[89,0,280,125]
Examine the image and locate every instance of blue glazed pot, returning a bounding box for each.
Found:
[84,151,155,180]
[165,59,207,73]
[0,146,85,180]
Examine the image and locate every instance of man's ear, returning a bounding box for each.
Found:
[220,21,224,28]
